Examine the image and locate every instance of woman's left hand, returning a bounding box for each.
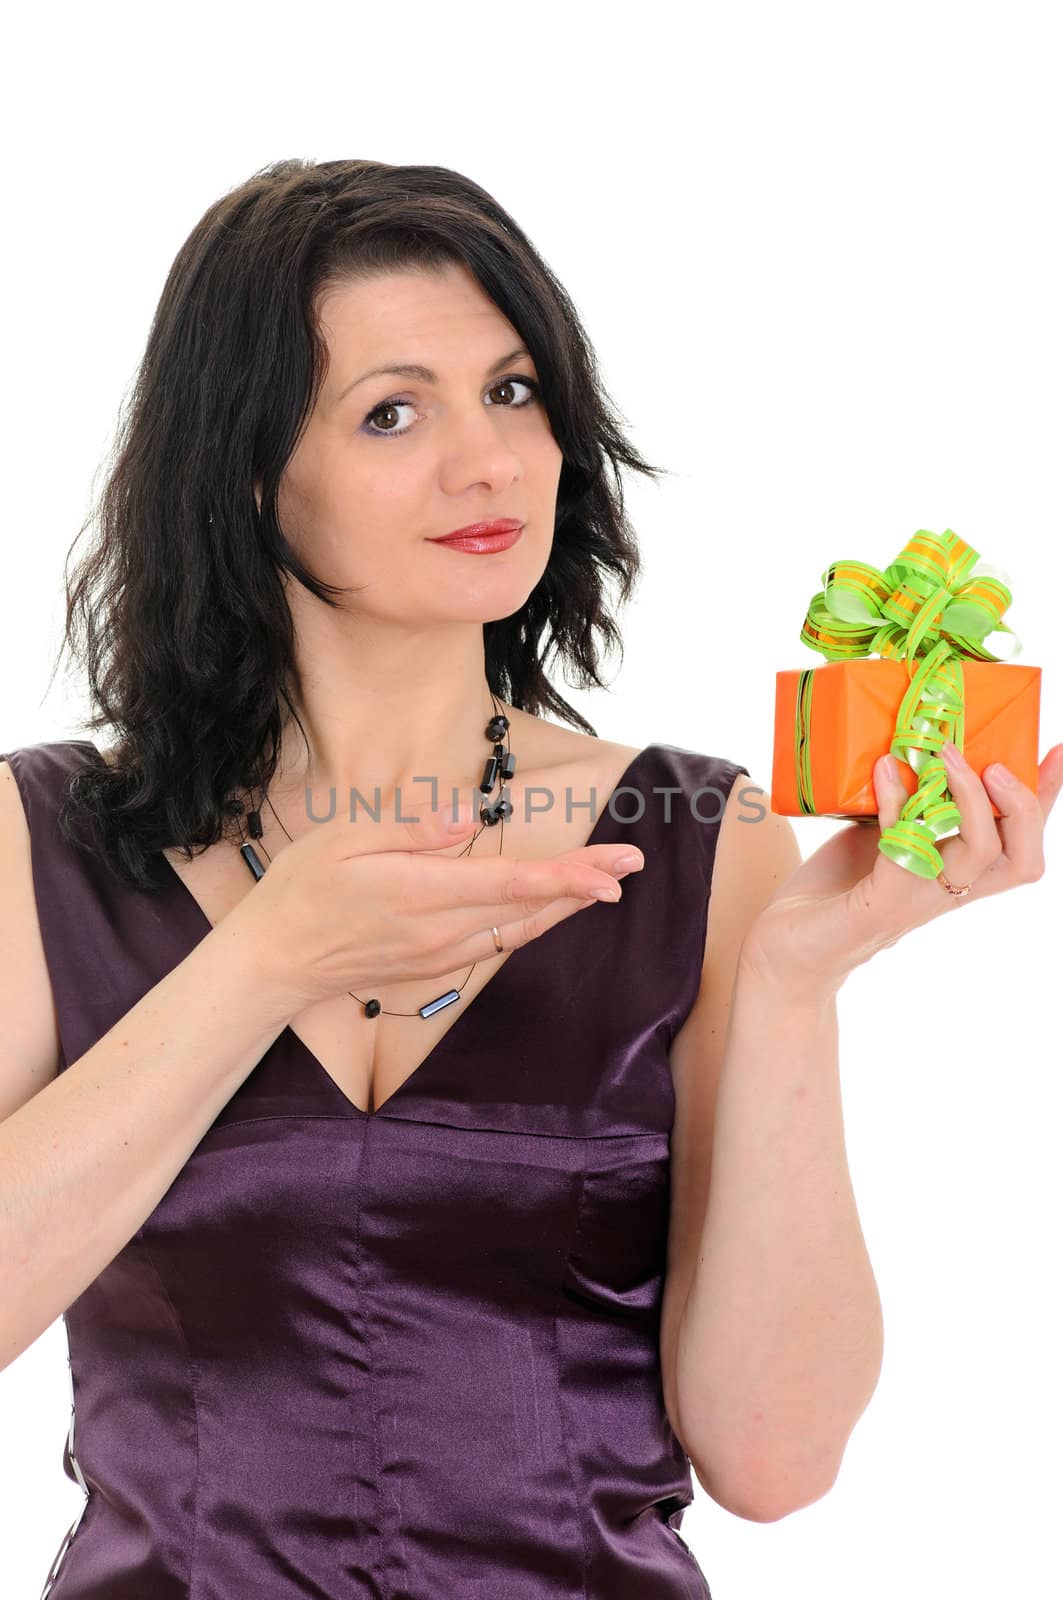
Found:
[739,740,1063,997]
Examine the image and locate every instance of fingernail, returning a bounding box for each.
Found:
[941,741,965,770]
[592,884,622,902]
[986,762,1017,788]
[877,755,897,782]
[613,853,642,873]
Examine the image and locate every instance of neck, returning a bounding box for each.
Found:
[270,611,507,819]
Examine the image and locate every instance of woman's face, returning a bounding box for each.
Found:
[276,262,564,625]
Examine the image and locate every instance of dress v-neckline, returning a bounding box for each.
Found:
[81,740,654,1120]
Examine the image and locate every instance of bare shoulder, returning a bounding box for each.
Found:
[0,759,63,1115]
[503,707,643,789]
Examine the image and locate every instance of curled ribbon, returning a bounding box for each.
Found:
[798,528,1021,880]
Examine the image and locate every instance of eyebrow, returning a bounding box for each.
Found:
[334,345,533,407]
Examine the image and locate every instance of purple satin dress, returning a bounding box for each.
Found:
[4,739,750,1599]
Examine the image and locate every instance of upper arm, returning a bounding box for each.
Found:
[0,760,62,1120]
[660,775,802,1498]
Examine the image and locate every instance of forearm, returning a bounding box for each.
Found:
[0,901,298,1371]
[676,968,883,1520]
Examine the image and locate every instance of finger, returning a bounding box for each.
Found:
[977,755,1048,884]
[869,755,939,902]
[560,841,646,874]
[872,755,909,834]
[325,795,480,856]
[444,886,611,963]
[925,741,1003,888]
[413,852,628,914]
[867,745,994,912]
[1032,742,1063,824]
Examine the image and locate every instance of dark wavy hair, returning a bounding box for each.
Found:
[51,157,666,890]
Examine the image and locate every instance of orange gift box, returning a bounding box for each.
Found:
[771,658,1041,820]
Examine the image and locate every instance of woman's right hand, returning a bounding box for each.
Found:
[223,796,644,1015]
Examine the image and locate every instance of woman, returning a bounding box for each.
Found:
[1,158,1059,1599]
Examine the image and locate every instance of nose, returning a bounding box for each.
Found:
[439,405,523,494]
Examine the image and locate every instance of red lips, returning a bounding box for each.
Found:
[429,518,524,542]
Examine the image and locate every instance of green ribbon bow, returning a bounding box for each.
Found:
[797,528,1020,880]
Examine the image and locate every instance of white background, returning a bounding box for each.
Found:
[2,2,1060,1596]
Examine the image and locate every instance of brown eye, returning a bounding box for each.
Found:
[360,377,540,441]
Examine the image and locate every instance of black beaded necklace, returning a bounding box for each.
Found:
[236,695,516,1021]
